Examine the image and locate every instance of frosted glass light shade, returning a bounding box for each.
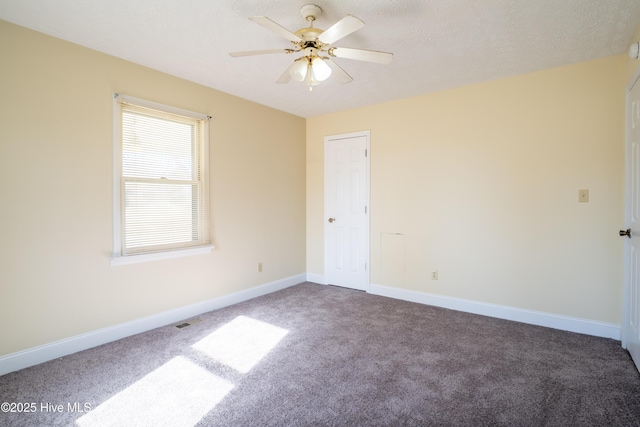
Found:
[290,59,308,82]
[311,58,332,81]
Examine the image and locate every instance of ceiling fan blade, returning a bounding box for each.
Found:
[317,15,365,45]
[326,59,353,84]
[276,63,295,84]
[229,49,293,57]
[249,16,302,43]
[329,47,393,65]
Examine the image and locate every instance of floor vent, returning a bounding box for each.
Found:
[174,322,191,329]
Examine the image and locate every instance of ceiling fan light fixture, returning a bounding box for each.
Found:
[311,57,332,81]
[290,58,309,81]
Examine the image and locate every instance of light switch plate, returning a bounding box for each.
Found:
[578,189,589,203]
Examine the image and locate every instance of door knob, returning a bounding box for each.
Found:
[328,218,336,223]
[620,229,632,238]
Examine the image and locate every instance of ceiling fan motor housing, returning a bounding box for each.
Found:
[294,28,324,42]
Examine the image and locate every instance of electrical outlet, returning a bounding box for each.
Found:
[431,270,438,280]
[257,262,263,273]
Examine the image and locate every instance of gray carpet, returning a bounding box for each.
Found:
[1,282,640,426]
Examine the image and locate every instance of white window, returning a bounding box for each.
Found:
[111,94,213,266]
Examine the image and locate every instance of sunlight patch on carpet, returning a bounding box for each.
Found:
[192,315,289,373]
[75,356,233,427]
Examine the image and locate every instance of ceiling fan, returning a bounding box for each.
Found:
[229,4,393,91]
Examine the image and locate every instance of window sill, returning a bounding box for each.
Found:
[110,245,214,266]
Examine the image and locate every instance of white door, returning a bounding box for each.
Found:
[324,131,370,291]
[623,67,640,371]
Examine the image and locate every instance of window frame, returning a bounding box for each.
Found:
[111,94,213,266]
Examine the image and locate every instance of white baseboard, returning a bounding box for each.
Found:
[368,283,621,341]
[2,275,620,377]
[0,274,306,376]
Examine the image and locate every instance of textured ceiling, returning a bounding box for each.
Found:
[1,0,640,118]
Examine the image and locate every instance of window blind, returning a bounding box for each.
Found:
[118,101,210,256]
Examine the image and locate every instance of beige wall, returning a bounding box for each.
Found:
[0,21,306,356]
[307,55,628,325]
[3,17,640,358]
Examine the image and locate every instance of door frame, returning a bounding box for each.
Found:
[323,130,371,290]
[622,63,640,350]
